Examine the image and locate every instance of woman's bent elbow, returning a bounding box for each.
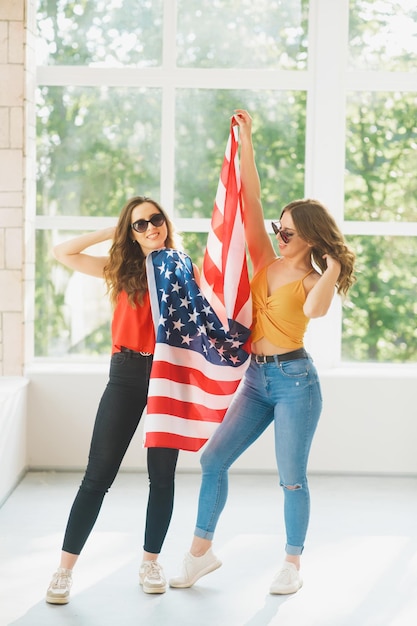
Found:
[52,246,61,261]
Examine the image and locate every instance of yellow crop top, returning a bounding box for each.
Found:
[250,260,314,350]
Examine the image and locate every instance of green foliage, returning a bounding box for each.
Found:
[175,90,306,219]
[68,322,111,355]
[37,0,163,66]
[345,92,417,222]
[35,230,69,355]
[344,91,417,361]
[176,0,309,69]
[37,86,162,217]
[343,236,417,362]
[349,0,417,72]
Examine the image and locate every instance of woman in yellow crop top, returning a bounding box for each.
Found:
[46,196,200,603]
[170,111,356,594]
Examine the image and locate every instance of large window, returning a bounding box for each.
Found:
[344,0,417,363]
[35,0,417,364]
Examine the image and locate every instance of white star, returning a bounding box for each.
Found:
[197,325,207,336]
[157,261,166,275]
[171,282,181,293]
[173,319,185,331]
[160,290,169,303]
[168,304,176,316]
[181,334,192,345]
[188,309,198,324]
[180,296,190,308]
[158,314,167,326]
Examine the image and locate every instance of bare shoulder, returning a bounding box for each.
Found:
[252,250,278,277]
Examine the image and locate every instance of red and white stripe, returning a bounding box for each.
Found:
[200,121,252,331]
[144,344,248,451]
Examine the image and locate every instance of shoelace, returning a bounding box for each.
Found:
[52,571,71,589]
[144,561,163,580]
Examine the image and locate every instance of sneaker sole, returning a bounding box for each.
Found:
[142,584,167,594]
[46,595,70,604]
[140,576,167,594]
[169,559,222,588]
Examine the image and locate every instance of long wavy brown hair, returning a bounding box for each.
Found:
[103,196,180,307]
[281,199,356,296]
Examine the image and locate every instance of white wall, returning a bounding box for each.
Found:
[25,366,417,475]
[0,377,28,504]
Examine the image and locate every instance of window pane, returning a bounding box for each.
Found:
[345,92,417,222]
[180,232,207,272]
[36,0,163,67]
[349,0,417,72]
[176,0,309,69]
[342,235,417,363]
[36,230,112,357]
[175,89,306,218]
[37,86,162,217]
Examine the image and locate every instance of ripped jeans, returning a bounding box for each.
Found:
[195,354,322,555]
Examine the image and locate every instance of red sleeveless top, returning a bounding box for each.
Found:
[111,290,155,354]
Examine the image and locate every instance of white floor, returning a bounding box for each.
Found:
[1,471,417,626]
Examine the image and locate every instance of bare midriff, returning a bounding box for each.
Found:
[251,336,301,357]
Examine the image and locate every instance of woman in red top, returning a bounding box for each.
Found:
[46,196,199,603]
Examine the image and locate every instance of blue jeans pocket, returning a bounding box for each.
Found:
[279,359,309,379]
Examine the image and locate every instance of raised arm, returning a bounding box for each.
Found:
[233,109,276,274]
[53,226,116,278]
[303,255,341,318]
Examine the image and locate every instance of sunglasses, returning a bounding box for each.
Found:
[271,220,295,244]
[131,213,166,233]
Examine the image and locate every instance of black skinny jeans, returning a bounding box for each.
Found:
[62,351,179,555]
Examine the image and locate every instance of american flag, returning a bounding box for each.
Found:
[143,121,252,452]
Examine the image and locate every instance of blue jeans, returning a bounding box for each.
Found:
[195,354,322,556]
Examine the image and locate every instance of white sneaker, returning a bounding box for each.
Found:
[169,548,222,588]
[46,567,73,604]
[269,562,303,595]
[139,561,166,594]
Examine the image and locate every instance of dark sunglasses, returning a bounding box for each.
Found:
[131,213,166,233]
[271,220,294,244]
